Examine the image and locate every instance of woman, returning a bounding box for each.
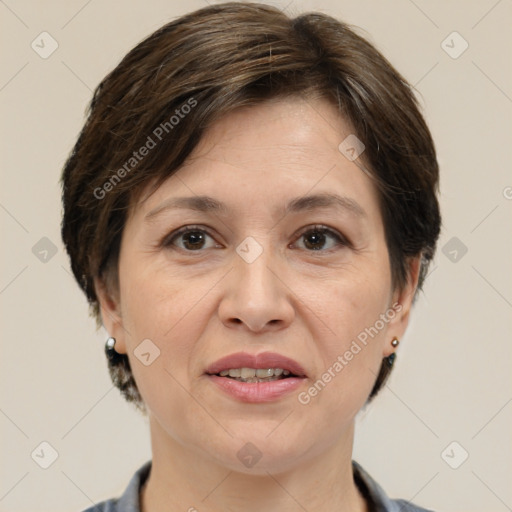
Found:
[61,3,440,511]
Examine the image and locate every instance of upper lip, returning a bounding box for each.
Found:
[205,351,307,377]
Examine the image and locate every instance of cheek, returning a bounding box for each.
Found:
[118,260,218,395]
[118,274,210,436]
[301,261,392,404]
[313,259,392,346]
[121,253,212,337]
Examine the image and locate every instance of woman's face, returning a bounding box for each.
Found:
[99,97,417,474]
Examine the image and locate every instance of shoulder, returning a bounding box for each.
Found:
[352,460,436,512]
[78,460,152,512]
[389,499,435,512]
[80,500,119,512]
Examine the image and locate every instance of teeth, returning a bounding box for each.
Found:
[241,368,256,379]
[256,368,273,378]
[218,368,288,378]
[231,375,281,383]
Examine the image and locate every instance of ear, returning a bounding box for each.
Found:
[94,276,127,355]
[383,256,421,357]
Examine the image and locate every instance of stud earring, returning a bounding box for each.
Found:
[386,338,400,368]
[105,337,118,361]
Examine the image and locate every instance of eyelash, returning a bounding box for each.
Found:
[162,224,350,253]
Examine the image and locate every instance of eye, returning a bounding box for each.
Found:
[164,226,219,251]
[292,225,348,251]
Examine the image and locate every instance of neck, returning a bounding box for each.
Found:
[141,417,368,512]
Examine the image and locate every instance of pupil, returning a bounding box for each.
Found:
[184,231,204,249]
[305,231,325,250]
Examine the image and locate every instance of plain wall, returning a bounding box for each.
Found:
[1,1,511,511]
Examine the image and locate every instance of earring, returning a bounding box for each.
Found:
[105,337,118,361]
[386,352,396,367]
[386,338,400,368]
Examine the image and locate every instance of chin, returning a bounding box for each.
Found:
[220,448,306,476]
[207,428,311,475]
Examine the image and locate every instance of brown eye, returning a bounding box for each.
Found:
[165,227,218,251]
[294,226,346,251]
[181,230,207,250]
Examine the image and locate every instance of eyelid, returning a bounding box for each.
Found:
[292,224,351,249]
[161,223,351,251]
[161,224,220,249]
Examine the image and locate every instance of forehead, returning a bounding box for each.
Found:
[135,97,381,221]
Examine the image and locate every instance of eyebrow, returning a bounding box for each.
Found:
[145,193,366,220]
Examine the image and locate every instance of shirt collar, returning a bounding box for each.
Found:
[352,459,410,512]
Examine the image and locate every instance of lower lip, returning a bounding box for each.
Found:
[207,375,305,403]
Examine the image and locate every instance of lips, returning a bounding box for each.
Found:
[205,351,307,377]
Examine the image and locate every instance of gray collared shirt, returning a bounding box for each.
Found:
[81,460,434,512]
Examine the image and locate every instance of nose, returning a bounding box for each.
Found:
[218,247,295,333]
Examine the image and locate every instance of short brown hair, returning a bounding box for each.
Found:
[61,2,441,410]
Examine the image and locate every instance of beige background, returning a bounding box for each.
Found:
[1,0,511,511]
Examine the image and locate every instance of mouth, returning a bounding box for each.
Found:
[205,351,307,380]
[204,352,307,403]
[210,367,297,383]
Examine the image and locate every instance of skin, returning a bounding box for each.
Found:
[96,97,420,512]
